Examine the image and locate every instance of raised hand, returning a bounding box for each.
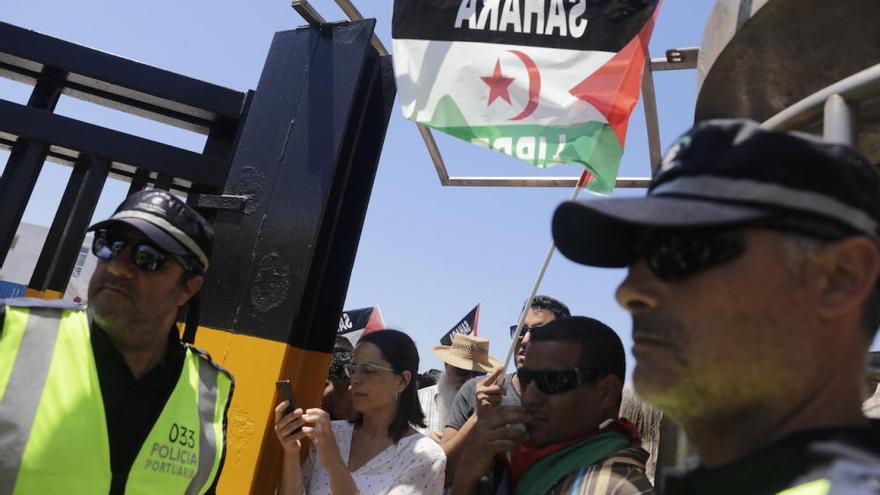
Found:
[451,405,531,495]
[476,366,507,415]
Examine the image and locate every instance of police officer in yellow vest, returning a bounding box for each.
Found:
[0,189,233,495]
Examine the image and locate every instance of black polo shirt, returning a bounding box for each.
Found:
[661,422,880,494]
[92,324,183,493]
[89,323,226,495]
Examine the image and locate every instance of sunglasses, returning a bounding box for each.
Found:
[343,362,397,379]
[636,229,746,282]
[509,324,542,338]
[92,229,192,273]
[637,218,852,282]
[517,367,605,395]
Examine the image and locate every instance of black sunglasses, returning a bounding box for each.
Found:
[509,324,543,338]
[92,229,191,273]
[637,229,746,282]
[637,218,852,282]
[517,367,605,395]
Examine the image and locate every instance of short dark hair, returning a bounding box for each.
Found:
[528,295,571,320]
[530,316,626,380]
[353,330,426,441]
[328,337,354,382]
[418,369,442,389]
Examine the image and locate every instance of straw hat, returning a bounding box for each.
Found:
[432,334,502,373]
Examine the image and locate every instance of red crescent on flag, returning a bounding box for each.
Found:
[508,50,541,121]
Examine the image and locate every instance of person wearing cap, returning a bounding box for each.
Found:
[419,334,500,442]
[451,316,655,495]
[440,296,570,484]
[0,189,233,495]
[552,119,880,494]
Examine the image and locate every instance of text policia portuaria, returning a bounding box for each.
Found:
[144,442,198,479]
[455,0,590,38]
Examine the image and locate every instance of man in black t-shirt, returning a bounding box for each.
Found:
[552,120,880,494]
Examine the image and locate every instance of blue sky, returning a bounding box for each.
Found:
[1,0,728,373]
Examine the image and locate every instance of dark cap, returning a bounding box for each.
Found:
[553,119,880,267]
[88,189,214,271]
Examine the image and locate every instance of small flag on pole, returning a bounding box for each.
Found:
[392,0,662,194]
[440,304,481,346]
[338,306,386,346]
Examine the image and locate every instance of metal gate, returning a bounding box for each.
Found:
[0,17,395,493]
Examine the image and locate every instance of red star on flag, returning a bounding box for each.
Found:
[480,59,515,106]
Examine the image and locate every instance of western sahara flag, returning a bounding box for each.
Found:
[392,0,661,194]
[338,306,386,346]
[439,304,480,346]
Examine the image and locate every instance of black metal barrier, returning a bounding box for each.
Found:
[0,18,395,492]
[0,20,248,297]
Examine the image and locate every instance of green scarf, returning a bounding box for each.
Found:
[513,432,630,495]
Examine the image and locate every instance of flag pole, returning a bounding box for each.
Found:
[500,171,592,372]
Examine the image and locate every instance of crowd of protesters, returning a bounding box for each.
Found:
[5,119,880,494]
[271,120,880,495]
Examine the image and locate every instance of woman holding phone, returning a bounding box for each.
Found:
[274,330,446,495]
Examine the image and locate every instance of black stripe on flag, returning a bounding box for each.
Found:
[440,304,480,346]
[392,0,659,52]
[339,307,374,335]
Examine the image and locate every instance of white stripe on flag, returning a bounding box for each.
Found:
[392,38,614,127]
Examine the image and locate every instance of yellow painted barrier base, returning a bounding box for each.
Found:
[192,326,331,494]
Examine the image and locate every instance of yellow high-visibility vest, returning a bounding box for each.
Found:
[0,300,233,494]
[777,479,831,495]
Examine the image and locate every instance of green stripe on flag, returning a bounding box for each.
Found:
[428,95,622,194]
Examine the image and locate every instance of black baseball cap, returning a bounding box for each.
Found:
[88,189,214,271]
[553,119,880,268]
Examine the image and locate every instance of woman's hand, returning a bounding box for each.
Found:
[301,408,345,469]
[274,401,307,456]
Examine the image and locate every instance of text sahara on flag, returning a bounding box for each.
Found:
[392,0,661,194]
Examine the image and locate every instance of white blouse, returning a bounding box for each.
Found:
[302,420,446,495]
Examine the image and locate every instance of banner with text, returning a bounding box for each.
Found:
[392,0,662,194]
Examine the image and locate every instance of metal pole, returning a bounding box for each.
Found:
[291,0,326,26]
[333,0,389,56]
[500,172,590,371]
[823,94,855,145]
[419,125,450,184]
[641,56,663,174]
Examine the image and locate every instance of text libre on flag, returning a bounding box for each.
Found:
[392,0,661,194]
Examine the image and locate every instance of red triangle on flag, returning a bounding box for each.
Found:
[364,306,386,334]
[569,3,662,147]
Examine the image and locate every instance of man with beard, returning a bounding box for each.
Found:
[0,189,233,495]
[441,296,570,482]
[451,316,654,495]
[552,119,880,494]
[419,333,500,442]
